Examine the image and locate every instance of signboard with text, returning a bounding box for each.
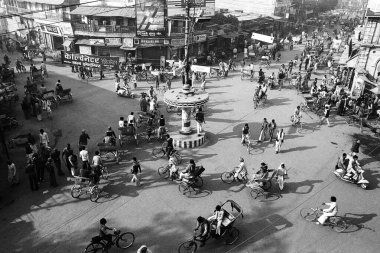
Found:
[61,52,119,70]
[136,0,165,37]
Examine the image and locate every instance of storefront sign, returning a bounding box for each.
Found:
[137,31,165,37]
[61,52,119,70]
[171,38,186,47]
[123,38,134,47]
[136,0,165,36]
[139,38,165,46]
[89,39,105,45]
[79,46,92,55]
[194,34,207,43]
[41,25,61,36]
[105,38,122,46]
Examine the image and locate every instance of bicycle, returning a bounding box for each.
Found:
[221,168,248,184]
[300,207,347,233]
[178,166,205,197]
[70,177,100,202]
[247,178,272,199]
[290,115,303,132]
[152,143,182,164]
[84,229,135,253]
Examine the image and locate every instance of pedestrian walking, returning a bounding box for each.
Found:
[39,129,49,148]
[155,75,159,90]
[195,108,205,135]
[268,119,277,142]
[320,104,331,127]
[99,65,105,80]
[258,118,269,142]
[21,97,30,119]
[200,73,206,91]
[46,158,58,187]
[36,100,42,121]
[298,60,303,71]
[305,57,309,71]
[79,129,90,148]
[25,160,38,191]
[350,140,360,156]
[131,157,141,186]
[79,146,90,170]
[7,160,19,186]
[166,78,171,90]
[275,129,285,154]
[51,148,64,176]
[62,143,74,175]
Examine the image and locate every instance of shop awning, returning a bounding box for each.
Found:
[70,6,135,18]
[346,55,358,68]
[62,38,74,47]
[120,46,137,50]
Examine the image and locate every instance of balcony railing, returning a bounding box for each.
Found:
[73,24,136,33]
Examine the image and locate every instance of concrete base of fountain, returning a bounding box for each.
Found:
[172,131,206,149]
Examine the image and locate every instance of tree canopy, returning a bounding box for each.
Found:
[208,13,239,27]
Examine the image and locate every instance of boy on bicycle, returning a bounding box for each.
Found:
[241,123,250,145]
[99,218,115,247]
[234,158,247,181]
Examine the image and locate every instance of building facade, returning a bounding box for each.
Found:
[350,0,380,96]
[215,0,291,17]
[4,0,77,51]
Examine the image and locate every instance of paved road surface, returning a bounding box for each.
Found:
[0,44,379,253]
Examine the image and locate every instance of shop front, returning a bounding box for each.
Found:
[34,19,74,51]
[135,38,170,66]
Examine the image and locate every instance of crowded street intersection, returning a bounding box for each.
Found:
[1,14,380,253]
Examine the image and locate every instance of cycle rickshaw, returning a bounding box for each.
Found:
[31,69,44,85]
[42,90,58,109]
[178,200,243,252]
[178,165,205,197]
[259,55,271,69]
[70,176,100,202]
[56,88,73,104]
[97,142,120,165]
[118,126,138,146]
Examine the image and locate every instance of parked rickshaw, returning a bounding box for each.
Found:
[118,126,138,146]
[97,142,120,165]
[31,69,44,85]
[42,90,58,109]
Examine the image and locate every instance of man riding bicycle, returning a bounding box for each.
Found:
[292,106,302,125]
[179,159,196,181]
[234,157,247,181]
[99,218,116,247]
[247,162,269,188]
[194,216,210,247]
[241,123,250,145]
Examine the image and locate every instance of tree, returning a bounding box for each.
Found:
[207,13,239,27]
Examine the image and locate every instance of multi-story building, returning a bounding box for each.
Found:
[4,0,78,51]
[70,4,136,61]
[350,0,380,96]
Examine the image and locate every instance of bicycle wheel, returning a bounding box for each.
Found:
[333,218,347,233]
[179,182,192,196]
[262,180,272,191]
[193,176,203,188]
[152,148,165,158]
[90,186,99,202]
[101,167,109,180]
[300,208,318,222]
[250,188,263,199]
[225,227,239,245]
[84,242,106,253]
[158,166,170,179]
[178,240,197,253]
[71,185,81,198]
[116,232,135,249]
[221,172,234,184]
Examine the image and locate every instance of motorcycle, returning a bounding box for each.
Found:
[117,86,135,98]
[333,168,369,189]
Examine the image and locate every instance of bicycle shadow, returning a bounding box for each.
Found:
[280,179,323,195]
[341,213,377,233]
